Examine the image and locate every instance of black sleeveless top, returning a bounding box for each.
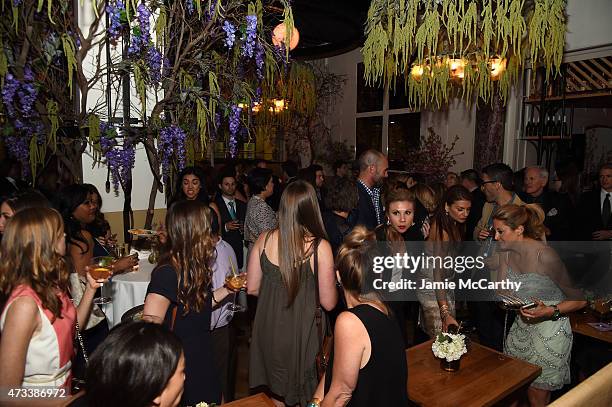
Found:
[324,304,409,406]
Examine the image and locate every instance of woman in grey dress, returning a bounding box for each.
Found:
[491,204,586,407]
[247,181,337,406]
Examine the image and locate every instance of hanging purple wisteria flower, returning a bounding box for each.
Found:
[228,105,241,158]
[223,21,236,49]
[1,74,20,117]
[128,4,151,55]
[159,125,187,183]
[106,1,126,41]
[241,15,257,58]
[146,46,164,85]
[255,42,265,79]
[98,123,136,192]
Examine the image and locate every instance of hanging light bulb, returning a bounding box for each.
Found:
[490,57,507,80]
[448,58,465,79]
[272,23,300,51]
[411,64,424,80]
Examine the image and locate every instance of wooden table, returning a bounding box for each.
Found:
[569,311,612,344]
[222,393,275,406]
[407,340,541,407]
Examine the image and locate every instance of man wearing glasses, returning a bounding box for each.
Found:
[471,163,524,352]
[474,163,524,241]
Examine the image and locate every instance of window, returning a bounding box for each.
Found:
[355,63,420,163]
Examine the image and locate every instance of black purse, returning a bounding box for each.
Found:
[71,318,88,394]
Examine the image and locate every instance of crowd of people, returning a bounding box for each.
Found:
[0,153,610,407]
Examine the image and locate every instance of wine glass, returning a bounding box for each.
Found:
[225,260,247,313]
[89,256,114,305]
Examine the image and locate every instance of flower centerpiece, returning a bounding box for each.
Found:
[431,332,467,372]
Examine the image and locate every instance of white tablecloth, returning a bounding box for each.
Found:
[102,259,155,327]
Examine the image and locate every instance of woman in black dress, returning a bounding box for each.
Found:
[312,226,409,406]
[143,200,241,406]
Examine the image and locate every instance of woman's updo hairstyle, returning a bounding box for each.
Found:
[492,203,545,240]
[336,226,383,304]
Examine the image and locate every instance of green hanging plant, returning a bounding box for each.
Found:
[61,34,77,98]
[362,0,567,107]
[46,100,59,152]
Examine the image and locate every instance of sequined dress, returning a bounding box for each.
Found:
[504,268,573,391]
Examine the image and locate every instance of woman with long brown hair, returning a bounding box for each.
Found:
[143,200,241,406]
[247,180,337,407]
[0,208,104,389]
[417,185,472,337]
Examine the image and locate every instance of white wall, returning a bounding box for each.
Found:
[322,49,477,172]
[82,146,166,213]
[565,0,612,52]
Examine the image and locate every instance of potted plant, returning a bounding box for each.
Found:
[431,331,468,372]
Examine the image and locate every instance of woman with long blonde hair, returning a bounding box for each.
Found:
[144,200,241,406]
[247,180,337,407]
[0,208,104,390]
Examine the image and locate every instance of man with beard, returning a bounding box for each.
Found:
[349,149,389,230]
[215,171,247,270]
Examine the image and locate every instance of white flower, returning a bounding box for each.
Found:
[431,332,467,362]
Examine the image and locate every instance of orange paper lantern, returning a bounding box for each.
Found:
[272,23,300,51]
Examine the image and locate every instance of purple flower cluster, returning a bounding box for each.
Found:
[106,1,126,41]
[99,123,136,192]
[146,46,164,84]
[228,105,241,158]
[159,125,187,183]
[128,4,151,55]
[2,72,38,120]
[241,15,257,58]
[223,21,236,49]
[12,0,22,7]
[255,42,265,79]
[2,74,19,117]
[1,71,44,177]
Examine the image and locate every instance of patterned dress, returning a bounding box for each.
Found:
[504,268,573,391]
[0,285,76,389]
[244,195,278,250]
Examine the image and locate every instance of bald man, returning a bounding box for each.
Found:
[348,149,389,230]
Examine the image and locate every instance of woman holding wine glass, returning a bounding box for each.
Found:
[0,208,106,390]
[56,184,138,380]
[143,200,243,406]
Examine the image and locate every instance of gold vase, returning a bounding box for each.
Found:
[440,358,460,372]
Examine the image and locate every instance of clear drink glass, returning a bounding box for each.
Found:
[89,256,114,305]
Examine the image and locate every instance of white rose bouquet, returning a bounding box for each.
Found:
[431,332,467,362]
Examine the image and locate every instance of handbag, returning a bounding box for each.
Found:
[313,239,333,380]
[71,317,88,394]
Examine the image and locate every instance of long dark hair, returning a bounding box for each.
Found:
[430,185,472,242]
[56,184,91,254]
[278,180,328,306]
[84,183,110,239]
[170,166,210,206]
[158,200,216,314]
[85,322,183,407]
